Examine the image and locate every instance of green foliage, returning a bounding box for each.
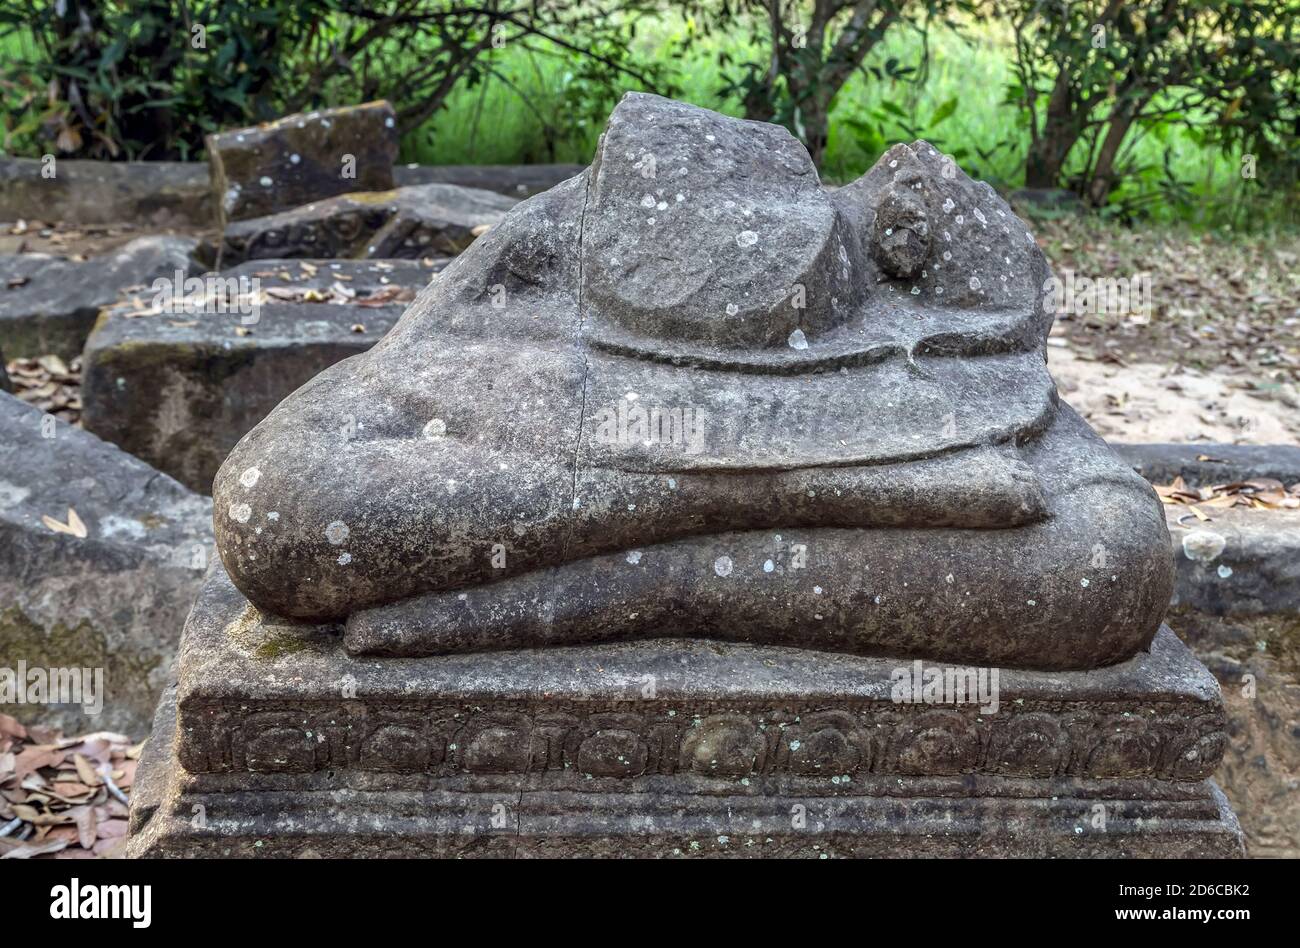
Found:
[0,1,672,161]
[0,1,329,159]
[998,0,1299,211]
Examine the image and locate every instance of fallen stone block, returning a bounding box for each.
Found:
[0,391,213,735]
[393,162,583,198]
[82,258,445,493]
[1168,506,1300,616]
[208,101,398,225]
[1166,505,1300,858]
[0,157,212,227]
[0,236,203,360]
[0,154,568,228]
[218,182,517,265]
[1117,441,1300,489]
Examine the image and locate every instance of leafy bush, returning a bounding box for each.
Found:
[0,1,329,159]
[999,0,1299,210]
[0,1,671,161]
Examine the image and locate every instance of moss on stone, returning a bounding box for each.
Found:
[225,604,312,661]
[346,189,401,205]
[252,634,311,660]
[0,605,160,723]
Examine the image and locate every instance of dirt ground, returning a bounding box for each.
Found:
[1034,215,1299,445]
[1050,345,1299,444]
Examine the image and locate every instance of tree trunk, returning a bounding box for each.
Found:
[1025,69,1083,189]
[802,100,831,168]
[1085,94,1148,207]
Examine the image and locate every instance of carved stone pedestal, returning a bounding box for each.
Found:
[128,567,1245,858]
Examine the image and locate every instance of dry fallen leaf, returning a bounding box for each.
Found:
[72,805,97,849]
[1,720,139,858]
[72,753,100,787]
[36,354,69,376]
[1156,477,1300,512]
[0,714,25,740]
[41,507,88,539]
[1,838,68,859]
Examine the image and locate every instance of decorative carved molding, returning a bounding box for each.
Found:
[177,698,1227,782]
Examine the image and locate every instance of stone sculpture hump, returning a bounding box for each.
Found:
[211,92,1173,671]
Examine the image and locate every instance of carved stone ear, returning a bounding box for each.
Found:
[870,169,931,279]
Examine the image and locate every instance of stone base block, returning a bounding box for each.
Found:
[128,567,1245,858]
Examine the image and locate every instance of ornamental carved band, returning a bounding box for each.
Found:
[177,701,1227,782]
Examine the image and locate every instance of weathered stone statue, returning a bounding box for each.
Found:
[209,93,1170,670]
[129,95,1243,858]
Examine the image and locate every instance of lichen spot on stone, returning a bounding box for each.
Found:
[239,466,261,489]
[1182,530,1226,563]
[788,328,809,350]
[228,502,252,524]
[713,556,733,578]
[0,480,31,508]
[325,521,350,545]
[423,418,447,440]
[626,550,643,565]
[338,553,352,566]
[736,230,759,248]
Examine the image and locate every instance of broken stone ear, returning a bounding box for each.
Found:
[871,170,931,280]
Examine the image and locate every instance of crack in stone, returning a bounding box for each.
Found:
[561,169,595,562]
